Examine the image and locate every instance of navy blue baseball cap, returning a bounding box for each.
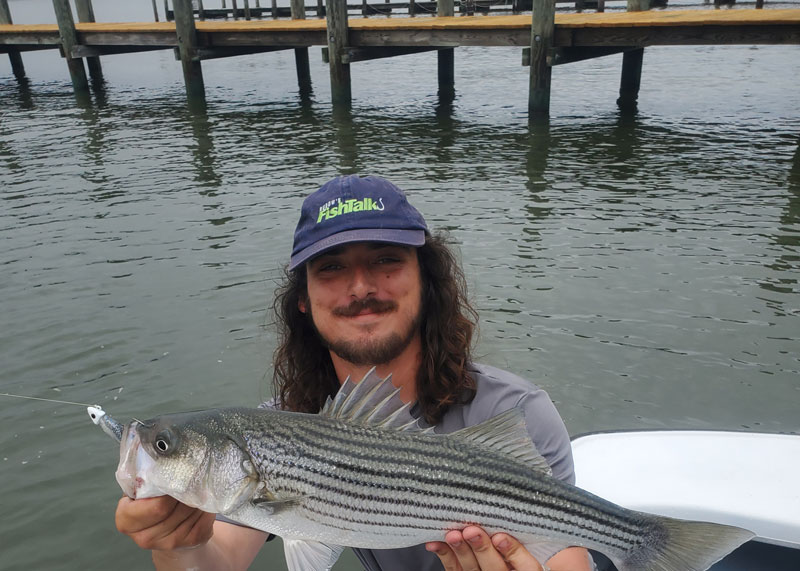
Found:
[289,175,428,271]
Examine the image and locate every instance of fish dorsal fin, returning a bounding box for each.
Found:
[451,408,553,476]
[319,367,429,432]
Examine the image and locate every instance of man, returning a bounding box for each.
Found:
[116,175,592,571]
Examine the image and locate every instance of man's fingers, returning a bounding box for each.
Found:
[116,495,214,551]
[116,496,179,534]
[461,527,509,570]
[426,541,462,571]
[491,533,544,571]
[138,501,208,549]
[444,529,483,571]
[152,508,215,551]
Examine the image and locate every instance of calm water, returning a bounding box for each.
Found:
[1,0,799,569]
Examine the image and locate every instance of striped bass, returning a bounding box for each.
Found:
[97,369,754,571]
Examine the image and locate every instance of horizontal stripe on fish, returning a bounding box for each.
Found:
[245,424,645,550]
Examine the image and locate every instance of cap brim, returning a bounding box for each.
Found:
[289,228,426,271]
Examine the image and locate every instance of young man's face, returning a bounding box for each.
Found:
[301,242,423,366]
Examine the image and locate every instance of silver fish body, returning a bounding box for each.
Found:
[112,371,753,571]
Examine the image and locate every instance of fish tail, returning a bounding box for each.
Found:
[614,515,755,571]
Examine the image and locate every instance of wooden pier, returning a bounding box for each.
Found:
[1,0,799,115]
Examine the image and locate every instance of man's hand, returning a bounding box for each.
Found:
[115,495,216,551]
[425,526,545,571]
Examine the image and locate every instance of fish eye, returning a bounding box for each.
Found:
[154,430,175,455]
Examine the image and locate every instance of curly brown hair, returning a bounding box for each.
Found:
[272,232,478,425]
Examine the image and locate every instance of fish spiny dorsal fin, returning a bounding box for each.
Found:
[319,367,427,432]
[451,408,553,476]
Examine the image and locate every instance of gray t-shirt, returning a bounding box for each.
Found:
[351,362,575,571]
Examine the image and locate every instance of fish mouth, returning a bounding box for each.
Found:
[115,421,161,500]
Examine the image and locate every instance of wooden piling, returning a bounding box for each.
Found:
[617,0,649,111]
[326,0,351,105]
[529,0,554,116]
[437,0,455,98]
[75,0,104,85]
[52,0,90,97]
[291,0,313,96]
[0,0,25,80]
[173,0,206,103]
[151,0,159,22]
[164,0,170,21]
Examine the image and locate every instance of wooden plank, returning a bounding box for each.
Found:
[0,0,25,79]
[52,0,90,96]
[529,0,554,115]
[75,0,103,85]
[438,0,455,96]
[341,45,438,63]
[521,44,633,65]
[618,0,647,112]
[291,0,312,97]
[173,0,206,102]
[1,10,798,50]
[77,31,179,46]
[71,44,170,57]
[327,0,351,105]
[3,10,798,36]
[194,45,289,59]
[557,24,800,46]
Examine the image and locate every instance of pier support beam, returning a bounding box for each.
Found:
[0,0,25,80]
[617,0,649,112]
[291,0,313,97]
[75,0,104,86]
[437,0,455,98]
[529,0,554,116]
[173,0,207,106]
[52,0,90,99]
[326,0,351,106]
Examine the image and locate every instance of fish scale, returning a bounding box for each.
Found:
[101,369,755,571]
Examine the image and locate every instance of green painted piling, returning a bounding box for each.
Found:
[291,0,312,96]
[173,0,206,104]
[0,0,25,80]
[437,0,455,98]
[75,0,104,85]
[326,0,351,105]
[617,0,649,111]
[52,0,90,98]
[529,0,554,116]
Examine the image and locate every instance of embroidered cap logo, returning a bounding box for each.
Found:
[317,197,386,224]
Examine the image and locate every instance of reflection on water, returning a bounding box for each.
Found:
[1,33,799,571]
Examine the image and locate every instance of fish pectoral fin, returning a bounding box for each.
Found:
[523,540,571,566]
[251,494,305,515]
[283,538,344,571]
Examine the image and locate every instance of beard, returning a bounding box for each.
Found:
[311,298,422,366]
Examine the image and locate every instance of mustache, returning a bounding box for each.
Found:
[333,298,397,317]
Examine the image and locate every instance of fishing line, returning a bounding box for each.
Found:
[0,393,97,408]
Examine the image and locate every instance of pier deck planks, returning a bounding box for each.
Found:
[2,9,799,52]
